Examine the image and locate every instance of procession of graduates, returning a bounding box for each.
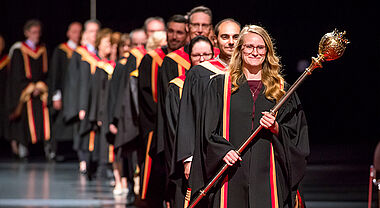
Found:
[0,5,310,208]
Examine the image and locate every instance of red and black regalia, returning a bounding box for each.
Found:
[48,42,75,146]
[137,46,169,205]
[109,45,146,197]
[0,53,10,140]
[73,46,101,177]
[153,45,190,206]
[169,59,227,208]
[7,42,50,146]
[89,58,116,169]
[189,71,309,208]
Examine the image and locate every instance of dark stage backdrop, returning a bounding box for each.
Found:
[1,0,379,152]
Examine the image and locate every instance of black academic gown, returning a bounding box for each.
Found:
[189,74,310,208]
[0,54,10,139]
[7,43,50,146]
[169,60,227,208]
[108,53,129,125]
[110,48,144,153]
[165,75,186,206]
[73,47,100,161]
[137,46,169,204]
[152,45,190,157]
[89,59,116,165]
[48,43,74,141]
[138,46,168,163]
[109,47,145,184]
[63,48,82,123]
[149,46,190,206]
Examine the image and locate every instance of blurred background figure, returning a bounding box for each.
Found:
[146,31,167,52]
[130,28,147,49]
[110,31,121,61]
[48,21,82,161]
[7,19,50,160]
[0,34,11,155]
[117,33,131,59]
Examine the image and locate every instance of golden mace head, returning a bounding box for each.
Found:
[307,29,349,73]
[318,29,350,61]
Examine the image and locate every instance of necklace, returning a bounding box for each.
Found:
[249,81,261,98]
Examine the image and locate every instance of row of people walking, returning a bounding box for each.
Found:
[0,5,309,208]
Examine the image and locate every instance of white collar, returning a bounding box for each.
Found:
[215,55,228,68]
[25,39,36,50]
[86,43,96,54]
[67,40,77,50]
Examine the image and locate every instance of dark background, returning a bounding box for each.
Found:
[1,0,379,163]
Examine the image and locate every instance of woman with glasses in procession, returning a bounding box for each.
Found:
[188,25,309,208]
[164,35,214,207]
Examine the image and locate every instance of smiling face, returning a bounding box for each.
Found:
[167,21,187,51]
[241,32,267,70]
[188,12,212,39]
[24,25,41,45]
[216,21,240,60]
[67,22,82,44]
[84,22,99,46]
[98,35,111,58]
[190,40,213,66]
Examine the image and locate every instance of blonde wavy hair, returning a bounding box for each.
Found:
[229,25,285,102]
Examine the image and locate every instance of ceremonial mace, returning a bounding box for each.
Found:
[187,29,349,208]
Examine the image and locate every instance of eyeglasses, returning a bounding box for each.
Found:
[189,23,211,31]
[191,53,213,60]
[241,44,266,54]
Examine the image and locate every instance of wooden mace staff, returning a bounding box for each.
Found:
[188,29,350,208]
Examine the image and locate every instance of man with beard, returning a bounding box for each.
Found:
[153,4,214,171]
[137,14,187,207]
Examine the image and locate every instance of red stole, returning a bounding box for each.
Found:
[148,47,166,102]
[167,47,191,76]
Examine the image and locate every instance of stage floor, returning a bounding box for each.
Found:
[0,142,376,207]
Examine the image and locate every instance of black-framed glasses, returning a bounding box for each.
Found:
[189,23,211,30]
[241,44,266,54]
[191,53,213,60]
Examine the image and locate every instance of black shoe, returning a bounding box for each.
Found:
[80,169,87,175]
[126,192,136,205]
[46,152,56,162]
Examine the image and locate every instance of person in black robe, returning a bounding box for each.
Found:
[7,20,50,159]
[170,19,241,207]
[47,22,82,160]
[63,19,100,177]
[137,14,188,207]
[108,37,147,203]
[0,34,11,145]
[88,28,116,180]
[188,25,309,208]
[165,36,215,208]
[105,34,131,196]
[153,6,216,158]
